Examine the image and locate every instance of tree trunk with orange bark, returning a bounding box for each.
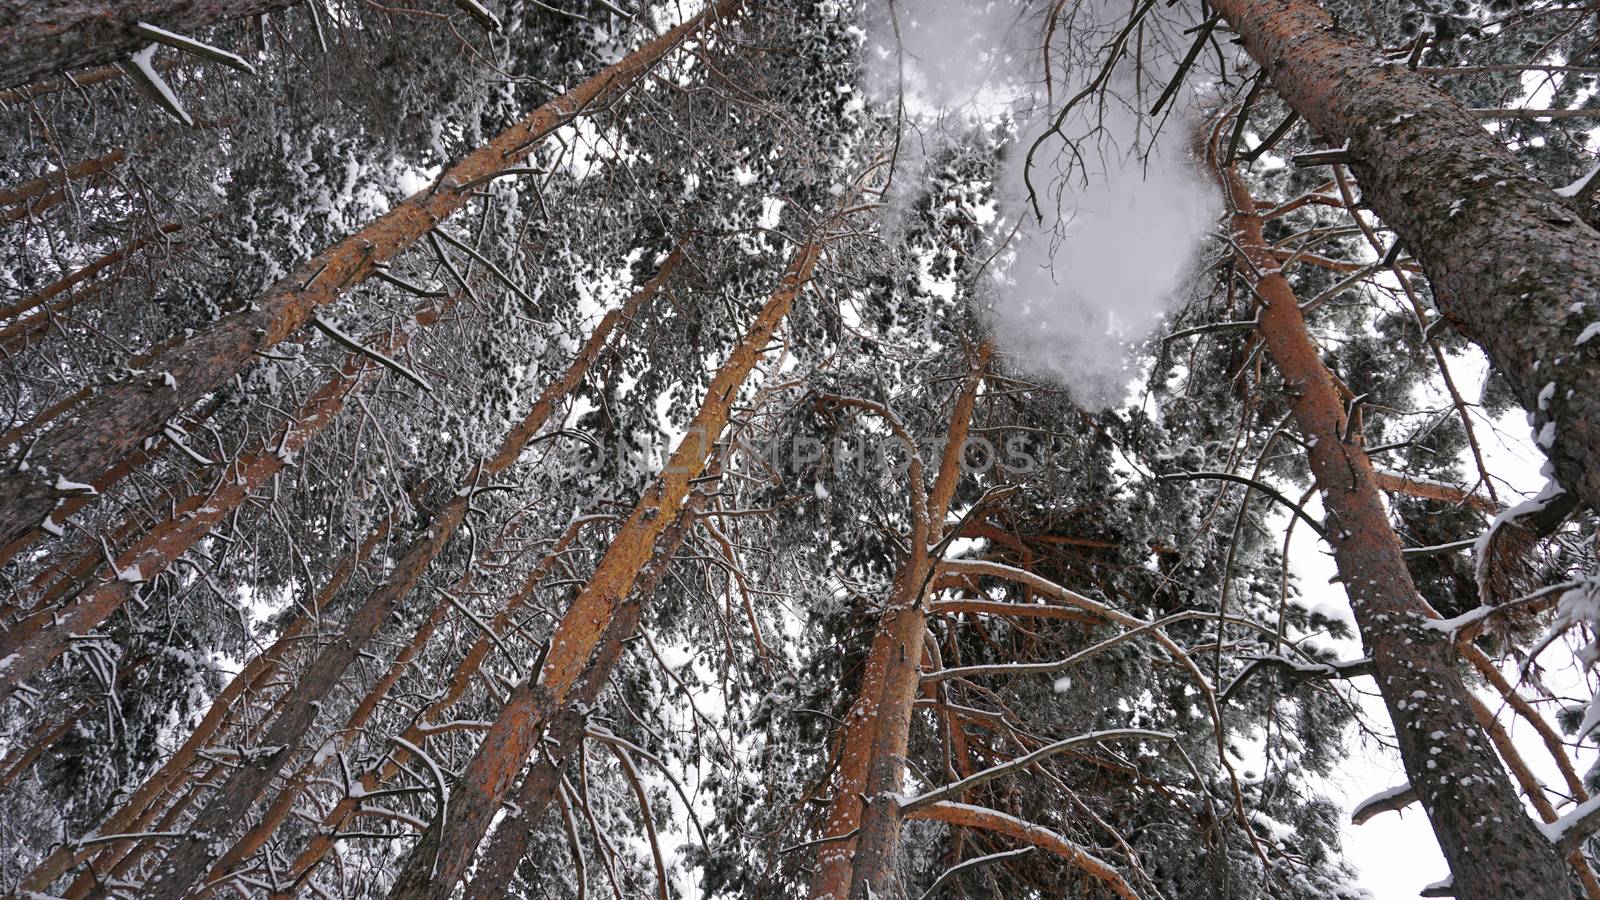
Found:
[0,290,454,706]
[809,345,989,900]
[1210,0,1600,520]
[382,234,824,900]
[1208,131,1573,899]
[0,5,729,550]
[462,486,708,896]
[130,252,679,898]
[13,498,407,896]
[262,515,612,898]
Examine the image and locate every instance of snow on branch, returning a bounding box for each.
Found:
[312,315,433,393]
[453,0,504,32]
[896,728,1177,815]
[1350,781,1417,825]
[902,801,1138,900]
[1156,470,1329,541]
[371,262,447,298]
[1219,652,1373,703]
[433,229,537,307]
[1545,793,1600,853]
[118,45,192,127]
[162,424,217,467]
[1558,160,1600,206]
[931,608,1289,687]
[916,847,1033,900]
[128,22,256,74]
[390,735,449,836]
[1520,579,1600,677]
[1424,580,1586,641]
[1420,874,1455,897]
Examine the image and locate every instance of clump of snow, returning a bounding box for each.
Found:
[53,475,97,495]
[858,0,1218,409]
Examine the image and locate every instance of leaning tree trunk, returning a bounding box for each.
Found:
[1209,0,1600,519]
[1209,131,1574,899]
[266,514,600,896]
[0,2,732,550]
[131,252,679,899]
[0,287,458,706]
[382,234,825,900]
[16,497,409,897]
[463,484,710,897]
[0,1,304,89]
[194,510,539,891]
[809,345,988,900]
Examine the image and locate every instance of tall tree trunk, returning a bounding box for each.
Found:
[0,4,731,549]
[1208,130,1573,899]
[0,1,301,89]
[29,496,406,896]
[196,501,609,891]
[130,252,679,898]
[193,531,519,891]
[0,290,453,705]
[463,485,709,897]
[1209,0,1600,517]
[269,512,605,897]
[809,345,989,900]
[382,234,825,900]
[12,498,406,895]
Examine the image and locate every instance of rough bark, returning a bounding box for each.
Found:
[462,489,707,897]
[0,292,452,706]
[132,253,678,898]
[0,4,728,549]
[0,1,301,89]
[1209,0,1600,519]
[810,345,989,900]
[382,234,823,900]
[195,515,523,891]
[1211,136,1573,899]
[0,328,188,452]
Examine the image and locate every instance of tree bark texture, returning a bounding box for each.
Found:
[0,1,299,89]
[463,488,707,897]
[0,290,456,707]
[810,345,988,900]
[130,253,678,898]
[270,513,602,897]
[31,503,403,897]
[1210,0,1600,519]
[1211,134,1573,899]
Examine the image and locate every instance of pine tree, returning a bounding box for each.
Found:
[3,1,1599,898]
